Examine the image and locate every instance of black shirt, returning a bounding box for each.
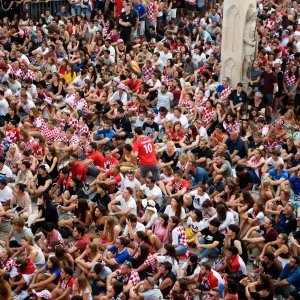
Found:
[229,89,248,106]
[191,147,213,161]
[115,115,132,133]
[143,122,159,141]
[91,193,111,208]
[120,11,135,31]
[261,262,281,279]
[200,227,224,250]
[238,171,254,190]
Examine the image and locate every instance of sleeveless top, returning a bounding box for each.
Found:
[230,236,248,264]
[45,155,58,179]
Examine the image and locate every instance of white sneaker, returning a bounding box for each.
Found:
[200,257,209,263]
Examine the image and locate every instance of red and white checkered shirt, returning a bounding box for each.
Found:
[41,124,61,145]
[144,254,157,274]
[61,135,79,146]
[75,98,89,116]
[60,117,79,131]
[223,120,240,135]
[284,71,297,87]
[4,127,20,143]
[174,225,188,247]
[220,86,233,101]
[147,2,157,22]
[76,124,91,139]
[19,69,35,82]
[34,117,46,129]
[264,18,275,30]
[23,137,36,153]
[142,64,156,81]
[0,257,15,272]
[79,140,90,155]
[200,107,215,124]
[115,268,140,286]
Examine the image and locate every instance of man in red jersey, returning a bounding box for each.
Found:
[133,127,167,196]
[69,154,87,183]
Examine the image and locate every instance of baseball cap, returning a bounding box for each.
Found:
[118,83,126,90]
[0,176,7,185]
[118,39,124,44]
[39,164,50,172]
[113,77,120,84]
[273,58,282,66]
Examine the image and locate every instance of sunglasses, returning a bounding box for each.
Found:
[127,169,134,174]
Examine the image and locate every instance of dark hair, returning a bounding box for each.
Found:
[63,266,73,276]
[49,256,60,271]
[170,215,180,227]
[139,244,150,262]
[186,254,198,276]
[228,246,239,256]
[75,224,86,236]
[43,222,54,232]
[228,224,240,235]
[227,278,238,294]
[134,127,143,135]
[76,198,89,222]
[16,183,26,192]
[164,244,179,263]
[162,261,172,272]
[93,263,104,275]
[160,213,169,227]
[117,236,130,247]
[112,281,123,297]
[135,231,151,245]
[22,160,31,169]
[92,204,107,221]
[193,209,203,222]
[201,262,211,271]
[127,214,137,223]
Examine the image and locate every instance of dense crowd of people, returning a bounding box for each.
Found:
[0,0,299,299]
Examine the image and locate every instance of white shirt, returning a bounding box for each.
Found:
[157,89,174,111]
[187,217,208,233]
[122,176,141,192]
[0,165,13,178]
[0,185,13,203]
[169,113,189,129]
[123,221,145,236]
[116,195,137,215]
[159,51,172,67]
[19,99,36,112]
[164,205,186,219]
[72,75,90,87]
[189,190,210,210]
[140,184,162,205]
[0,98,9,116]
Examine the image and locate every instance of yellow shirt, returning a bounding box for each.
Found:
[64,72,77,85]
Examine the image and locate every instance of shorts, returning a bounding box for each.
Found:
[140,164,160,181]
[187,4,196,10]
[263,93,274,106]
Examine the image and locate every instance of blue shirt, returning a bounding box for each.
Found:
[97,128,116,139]
[268,168,289,181]
[274,211,297,235]
[225,137,246,158]
[279,264,300,291]
[289,176,300,195]
[134,3,147,21]
[107,245,132,264]
[190,167,208,185]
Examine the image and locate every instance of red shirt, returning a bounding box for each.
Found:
[170,179,189,192]
[86,151,105,167]
[105,170,122,187]
[115,0,123,17]
[75,234,90,252]
[133,136,157,166]
[69,162,87,182]
[102,156,118,170]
